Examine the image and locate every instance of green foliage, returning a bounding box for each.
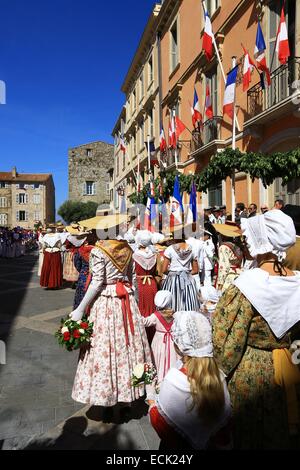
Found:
[58,200,99,224]
[129,147,300,202]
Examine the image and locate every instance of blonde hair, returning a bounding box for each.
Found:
[185,356,225,425]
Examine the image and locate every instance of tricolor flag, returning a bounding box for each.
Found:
[146,140,159,167]
[254,21,271,86]
[223,65,239,120]
[169,116,176,149]
[205,84,213,119]
[120,135,126,154]
[144,192,157,232]
[159,126,167,153]
[202,11,214,61]
[170,175,183,228]
[242,46,255,91]
[186,181,197,225]
[192,89,202,128]
[276,5,290,65]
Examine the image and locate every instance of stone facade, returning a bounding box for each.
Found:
[68,141,114,205]
[0,167,55,229]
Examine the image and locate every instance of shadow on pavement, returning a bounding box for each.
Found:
[86,398,149,424]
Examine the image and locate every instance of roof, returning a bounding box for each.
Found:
[0,172,52,183]
[69,140,113,151]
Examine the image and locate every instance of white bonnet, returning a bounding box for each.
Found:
[171,311,213,358]
[155,290,172,309]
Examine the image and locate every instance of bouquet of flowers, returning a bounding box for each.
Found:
[55,317,94,352]
[131,363,157,387]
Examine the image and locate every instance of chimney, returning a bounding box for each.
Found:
[12,167,17,178]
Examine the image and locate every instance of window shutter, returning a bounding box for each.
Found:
[25,194,29,204]
[16,211,19,222]
[25,212,29,222]
[93,183,96,195]
[83,183,87,196]
[16,194,19,204]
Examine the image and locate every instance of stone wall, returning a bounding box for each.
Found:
[68,141,114,205]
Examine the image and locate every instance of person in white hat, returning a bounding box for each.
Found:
[213,209,300,449]
[149,311,232,450]
[143,290,178,386]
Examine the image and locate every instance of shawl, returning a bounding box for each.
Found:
[133,249,157,271]
[95,239,132,273]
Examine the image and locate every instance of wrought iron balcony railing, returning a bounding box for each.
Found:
[247,57,300,119]
[190,116,223,153]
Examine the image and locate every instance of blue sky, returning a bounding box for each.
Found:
[0,0,157,213]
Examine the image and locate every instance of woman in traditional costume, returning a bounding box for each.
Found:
[213,210,300,449]
[40,228,63,289]
[73,231,96,310]
[213,223,244,293]
[69,215,152,407]
[149,311,232,450]
[161,230,200,312]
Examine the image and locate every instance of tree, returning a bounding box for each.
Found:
[58,200,98,224]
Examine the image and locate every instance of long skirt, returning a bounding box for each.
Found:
[38,251,44,277]
[63,251,79,282]
[162,272,200,312]
[72,284,152,406]
[40,251,63,289]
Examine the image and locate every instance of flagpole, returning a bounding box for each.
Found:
[231,56,237,223]
[147,134,151,180]
[201,0,240,132]
[173,110,178,170]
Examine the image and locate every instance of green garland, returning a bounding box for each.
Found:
[128,147,300,204]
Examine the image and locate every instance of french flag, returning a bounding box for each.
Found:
[186,181,197,225]
[202,11,214,61]
[160,126,167,153]
[242,46,255,91]
[254,22,271,86]
[205,84,213,119]
[192,89,202,128]
[144,193,156,232]
[276,5,290,65]
[223,65,239,120]
[120,135,126,154]
[170,175,183,228]
[169,116,176,149]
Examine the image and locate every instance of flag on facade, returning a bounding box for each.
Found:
[205,83,213,119]
[186,181,197,225]
[146,140,159,166]
[223,65,239,120]
[170,175,183,227]
[202,11,214,61]
[254,21,271,86]
[169,116,176,149]
[120,135,126,154]
[242,46,255,91]
[159,126,167,153]
[192,89,202,128]
[175,116,186,140]
[276,5,290,65]
[144,194,156,232]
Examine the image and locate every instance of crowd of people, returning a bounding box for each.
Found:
[0,227,37,258]
[18,198,300,449]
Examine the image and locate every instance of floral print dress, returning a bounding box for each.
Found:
[212,285,300,449]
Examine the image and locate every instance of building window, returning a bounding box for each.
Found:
[34,183,41,189]
[17,211,27,222]
[106,182,110,196]
[170,18,179,73]
[139,73,144,101]
[34,211,41,221]
[0,213,7,225]
[207,0,220,17]
[85,181,95,196]
[149,108,154,138]
[0,197,7,208]
[86,149,92,157]
[0,182,5,188]
[140,119,144,150]
[33,194,41,205]
[206,67,218,116]
[17,193,28,204]
[208,184,222,207]
[148,55,153,84]
[132,89,136,112]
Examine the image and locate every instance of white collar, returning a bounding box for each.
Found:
[234,268,300,338]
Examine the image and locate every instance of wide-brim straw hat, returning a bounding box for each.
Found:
[66,223,91,236]
[79,214,129,231]
[212,223,242,238]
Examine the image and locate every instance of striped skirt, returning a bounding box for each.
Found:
[162,271,200,312]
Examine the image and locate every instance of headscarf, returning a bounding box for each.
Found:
[136,230,153,248]
[200,285,220,303]
[171,311,213,358]
[155,290,172,310]
[241,209,296,260]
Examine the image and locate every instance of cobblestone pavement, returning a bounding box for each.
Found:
[0,253,159,450]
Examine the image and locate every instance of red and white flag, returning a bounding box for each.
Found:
[175,116,186,140]
[159,126,167,153]
[120,135,126,154]
[205,84,213,119]
[276,5,290,65]
[202,11,214,61]
[242,46,255,91]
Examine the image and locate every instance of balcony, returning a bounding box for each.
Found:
[246,57,300,124]
[189,116,223,156]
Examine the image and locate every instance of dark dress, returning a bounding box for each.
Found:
[73,245,93,309]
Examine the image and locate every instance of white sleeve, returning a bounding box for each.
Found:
[89,249,105,292]
[164,246,173,260]
[143,314,157,328]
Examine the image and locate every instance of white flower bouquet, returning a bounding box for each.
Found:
[131,363,157,387]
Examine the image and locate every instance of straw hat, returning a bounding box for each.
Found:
[66,222,90,236]
[79,214,129,230]
[212,223,242,238]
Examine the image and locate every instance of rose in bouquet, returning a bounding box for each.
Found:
[55,317,94,352]
[131,363,157,387]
